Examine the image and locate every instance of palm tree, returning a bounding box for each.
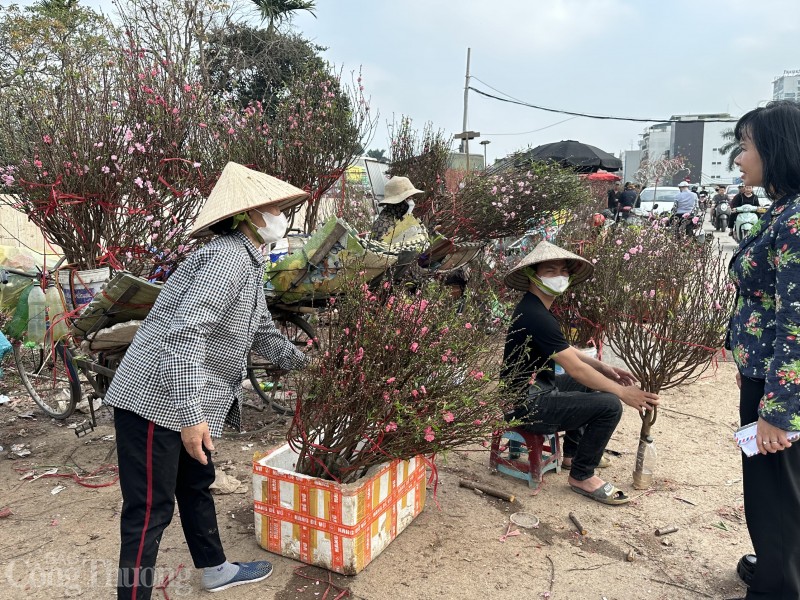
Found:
[366,149,388,163]
[250,0,316,34]
[33,0,78,12]
[718,128,741,171]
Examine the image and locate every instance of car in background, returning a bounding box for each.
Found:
[725,184,771,207]
[725,184,742,200]
[638,186,680,216]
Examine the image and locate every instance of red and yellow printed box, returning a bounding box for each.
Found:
[252,444,426,575]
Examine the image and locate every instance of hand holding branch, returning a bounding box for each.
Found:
[619,387,659,415]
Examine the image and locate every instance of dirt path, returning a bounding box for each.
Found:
[0,355,749,600]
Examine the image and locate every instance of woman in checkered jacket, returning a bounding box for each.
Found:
[105,163,310,599]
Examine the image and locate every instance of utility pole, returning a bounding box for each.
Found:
[463,48,471,172]
[456,48,480,173]
[480,140,490,169]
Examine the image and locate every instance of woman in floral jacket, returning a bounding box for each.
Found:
[728,100,800,599]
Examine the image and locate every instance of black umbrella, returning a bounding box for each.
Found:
[522,140,622,173]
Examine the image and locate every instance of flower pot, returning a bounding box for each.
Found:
[252,444,426,575]
[56,266,111,313]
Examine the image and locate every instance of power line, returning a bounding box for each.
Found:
[471,76,531,105]
[0,221,43,255]
[467,76,580,135]
[469,85,739,124]
[482,116,579,136]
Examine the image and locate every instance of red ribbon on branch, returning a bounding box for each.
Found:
[18,175,91,245]
[156,157,212,198]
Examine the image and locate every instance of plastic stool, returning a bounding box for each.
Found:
[489,428,561,489]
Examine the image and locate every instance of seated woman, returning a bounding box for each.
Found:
[370,176,425,244]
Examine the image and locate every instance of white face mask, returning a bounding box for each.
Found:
[536,275,570,296]
[405,199,415,215]
[255,209,288,245]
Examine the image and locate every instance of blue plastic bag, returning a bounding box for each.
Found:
[0,330,11,378]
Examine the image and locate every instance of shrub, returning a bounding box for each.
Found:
[288,273,516,483]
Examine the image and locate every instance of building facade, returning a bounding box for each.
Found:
[773,70,800,101]
[638,114,737,186]
[622,149,642,184]
[640,123,671,163]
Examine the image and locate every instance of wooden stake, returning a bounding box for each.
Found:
[568,512,587,535]
[458,479,515,502]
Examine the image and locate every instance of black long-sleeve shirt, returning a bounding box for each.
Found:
[731,192,759,209]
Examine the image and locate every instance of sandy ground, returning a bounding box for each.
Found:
[0,227,750,600]
[0,355,750,600]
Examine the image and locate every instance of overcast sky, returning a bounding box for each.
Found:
[288,0,797,163]
[8,0,798,164]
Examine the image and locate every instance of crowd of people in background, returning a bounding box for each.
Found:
[605,179,766,239]
[606,181,642,221]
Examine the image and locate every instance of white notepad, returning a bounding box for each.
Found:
[735,422,800,457]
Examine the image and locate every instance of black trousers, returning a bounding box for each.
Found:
[115,408,226,600]
[739,376,800,599]
[517,375,622,481]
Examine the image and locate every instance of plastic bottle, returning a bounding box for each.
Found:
[26,285,47,346]
[632,435,657,490]
[45,286,69,342]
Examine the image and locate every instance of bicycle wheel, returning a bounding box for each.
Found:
[14,341,80,419]
[248,314,318,415]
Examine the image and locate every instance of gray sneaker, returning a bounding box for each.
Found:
[206,561,273,593]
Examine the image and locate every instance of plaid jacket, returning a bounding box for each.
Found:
[729,194,800,431]
[104,231,308,436]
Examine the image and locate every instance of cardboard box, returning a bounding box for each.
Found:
[253,444,426,575]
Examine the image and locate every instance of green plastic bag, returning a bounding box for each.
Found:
[4,282,33,341]
[0,272,32,315]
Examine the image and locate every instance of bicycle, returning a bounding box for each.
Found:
[4,262,321,432]
[246,303,321,415]
[2,258,89,421]
[5,265,169,433]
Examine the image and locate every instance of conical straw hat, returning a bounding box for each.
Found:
[189,162,309,238]
[503,240,594,291]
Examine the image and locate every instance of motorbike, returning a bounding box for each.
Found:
[598,209,615,227]
[697,191,710,213]
[689,206,707,244]
[626,207,650,227]
[648,202,673,222]
[614,206,649,227]
[713,200,731,231]
[732,204,759,242]
[670,205,706,241]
